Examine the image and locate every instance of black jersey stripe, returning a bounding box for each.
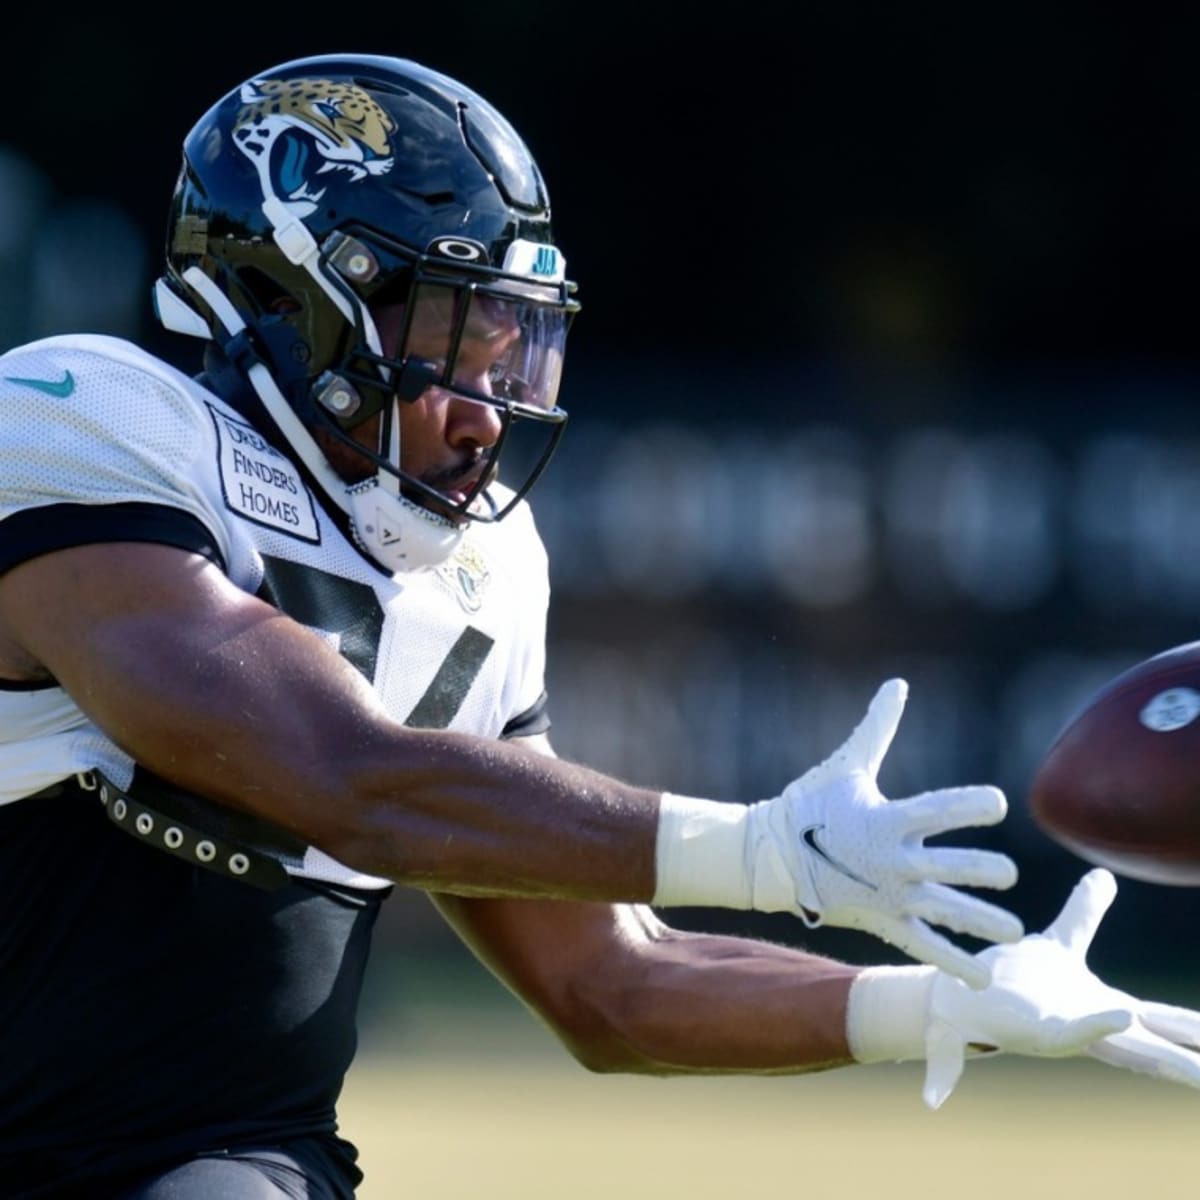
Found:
[0,501,225,575]
[257,555,385,682]
[404,626,495,729]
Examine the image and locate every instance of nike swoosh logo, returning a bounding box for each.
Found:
[3,370,75,398]
[799,823,878,890]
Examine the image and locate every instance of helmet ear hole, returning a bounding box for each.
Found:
[238,266,302,319]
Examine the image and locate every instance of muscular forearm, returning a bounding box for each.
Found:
[438,896,862,1077]
[565,916,859,1075]
[320,729,664,900]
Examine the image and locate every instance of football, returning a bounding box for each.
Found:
[1027,641,1200,885]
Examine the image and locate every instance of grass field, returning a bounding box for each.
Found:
[341,996,1200,1200]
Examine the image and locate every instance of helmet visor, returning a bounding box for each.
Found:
[382,278,572,519]
[398,280,568,413]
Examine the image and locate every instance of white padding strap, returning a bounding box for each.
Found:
[262,197,322,266]
[653,793,753,909]
[845,964,936,1064]
[181,266,352,511]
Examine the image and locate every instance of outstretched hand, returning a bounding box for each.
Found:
[922,868,1200,1108]
[752,678,1021,988]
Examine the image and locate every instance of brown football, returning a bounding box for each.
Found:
[1028,641,1200,885]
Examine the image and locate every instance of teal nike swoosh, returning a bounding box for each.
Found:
[3,370,75,398]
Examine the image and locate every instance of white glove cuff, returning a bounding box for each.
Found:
[846,964,937,1064]
[653,793,752,909]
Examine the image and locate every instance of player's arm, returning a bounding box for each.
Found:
[0,541,661,901]
[436,760,1200,1094]
[0,539,1021,980]
[429,732,852,1073]
[433,888,858,1075]
[434,869,1200,1094]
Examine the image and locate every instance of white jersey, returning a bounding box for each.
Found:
[0,332,551,888]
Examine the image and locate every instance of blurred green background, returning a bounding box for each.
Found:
[343,939,1199,1198]
[7,2,1200,1181]
[341,1045,1199,1199]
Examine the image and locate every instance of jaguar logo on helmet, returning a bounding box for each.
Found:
[232,77,397,217]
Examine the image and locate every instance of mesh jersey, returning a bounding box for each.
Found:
[0,333,554,1194]
[0,332,552,885]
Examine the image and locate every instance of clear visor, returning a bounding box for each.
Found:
[377,278,572,519]
[400,280,568,413]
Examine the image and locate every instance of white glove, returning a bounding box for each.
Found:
[655,678,1022,988]
[848,868,1200,1109]
[753,677,1020,986]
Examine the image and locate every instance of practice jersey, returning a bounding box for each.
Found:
[0,333,553,1194]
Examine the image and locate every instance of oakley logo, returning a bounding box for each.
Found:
[3,370,75,398]
[799,824,878,891]
[430,237,487,263]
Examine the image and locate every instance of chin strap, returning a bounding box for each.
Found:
[167,266,464,573]
[344,476,464,573]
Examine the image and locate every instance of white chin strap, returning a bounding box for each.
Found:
[345,480,464,573]
[169,267,464,574]
[345,380,466,573]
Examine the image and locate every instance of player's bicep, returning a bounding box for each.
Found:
[0,539,385,815]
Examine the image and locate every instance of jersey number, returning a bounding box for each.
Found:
[257,555,493,729]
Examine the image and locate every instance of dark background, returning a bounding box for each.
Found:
[10,6,1200,369]
[6,4,1200,996]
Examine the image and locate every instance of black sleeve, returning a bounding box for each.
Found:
[500,689,551,740]
[0,501,226,575]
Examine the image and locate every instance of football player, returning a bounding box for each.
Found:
[0,53,1197,1198]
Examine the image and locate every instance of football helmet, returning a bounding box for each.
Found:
[155,53,579,571]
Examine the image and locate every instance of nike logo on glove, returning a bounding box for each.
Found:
[799,823,878,890]
[3,370,75,398]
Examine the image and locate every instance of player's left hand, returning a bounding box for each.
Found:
[848,868,1200,1108]
[922,867,1200,1107]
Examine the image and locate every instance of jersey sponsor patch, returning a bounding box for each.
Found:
[208,403,320,542]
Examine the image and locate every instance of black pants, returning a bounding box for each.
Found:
[117,1141,360,1199]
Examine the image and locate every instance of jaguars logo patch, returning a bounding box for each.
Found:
[232,77,396,216]
[436,540,492,614]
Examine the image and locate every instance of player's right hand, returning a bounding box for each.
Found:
[747,678,1022,988]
